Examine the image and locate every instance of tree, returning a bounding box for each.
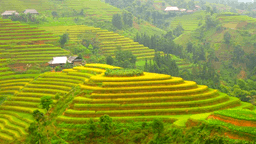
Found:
[59,33,69,48]
[41,96,53,112]
[224,31,231,44]
[114,48,137,68]
[52,11,58,19]
[152,119,164,139]
[106,56,114,65]
[112,14,123,29]
[127,12,133,27]
[33,110,45,123]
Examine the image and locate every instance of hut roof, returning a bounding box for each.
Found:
[48,56,68,64]
[165,6,179,11]
[1,11,19,16]
[23,9,39,14]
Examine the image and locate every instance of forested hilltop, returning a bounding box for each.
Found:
[0,0,255,143]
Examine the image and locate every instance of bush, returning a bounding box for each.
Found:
[104,69,143,77]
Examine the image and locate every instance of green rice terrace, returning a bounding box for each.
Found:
[41,25,194,70]
[0,0,121,22]
[0,63,254,142]
[170,11,206,32]
[42,25,164,60]
[0,18,70,64]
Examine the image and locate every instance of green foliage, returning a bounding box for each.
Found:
[52,11,58,19]
[152,119,164,135]
[64,43,91,57]
[59,33,69,48]
[112,14,123,30]
[145,53,179,77]
[173,23,184,37]
[113,48,137,69]
[9,13,47,24]
[33,110,45,123]
[106,56,114,65]
[104,68,143,77]
[224,31,231,44]
[55,66,62,72]
[41,96,53,111]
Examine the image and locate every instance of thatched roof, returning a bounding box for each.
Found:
[23,9,39,14]
[1,11,19,16]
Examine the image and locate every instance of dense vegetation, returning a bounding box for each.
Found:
[0,0,256,143]
[105,69,143,77]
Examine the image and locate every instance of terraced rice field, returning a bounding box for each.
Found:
[0,59,39,142]
[170,11,205,32]
[0,44,69,64]
[0,0,120,22]
[56,64,253,124]
[54,0,121,21]
[42,25,164,60]
[0,63,254,142]
[0,18,59,44]
[205,109,256,141]
[0,65,98,141]
[0,18,70,64]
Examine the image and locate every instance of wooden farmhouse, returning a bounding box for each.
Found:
[48,56,83,68]
[1,10,19,18]
[23,9,39,15]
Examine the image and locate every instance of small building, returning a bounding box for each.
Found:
[186,10,194,13]
[195,5,201,9]
[180,9,186,12]
[23,9,39,15]
[238,0,253,3]
[48,56,83,68]
[165,6,180,12]
[1,10,19,18]
[48,56,68,68]
[67,56,83,66]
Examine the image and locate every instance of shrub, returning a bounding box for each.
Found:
[104,68,143,77]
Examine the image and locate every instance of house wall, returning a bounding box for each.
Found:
[73,61,82,66]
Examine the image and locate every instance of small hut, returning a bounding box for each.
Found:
[1,10,19,18]
[68,56,83,66]
[164,6,180,12]
[23,9,39,15]
[48,56,83,68]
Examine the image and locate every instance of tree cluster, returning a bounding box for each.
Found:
[112,11,133,30]
[144,53,179,77]
[106,47,137,69]
[10,13,47,24]
[134,33,184,58]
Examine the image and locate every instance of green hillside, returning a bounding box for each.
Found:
[0,63,254,143]
[170,11,206,32]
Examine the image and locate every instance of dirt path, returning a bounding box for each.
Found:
[207,114,256,127]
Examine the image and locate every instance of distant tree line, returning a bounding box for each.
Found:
[106,0,190,29]
[112,11,133,30]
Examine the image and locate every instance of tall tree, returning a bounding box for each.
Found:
[112,14,123,29]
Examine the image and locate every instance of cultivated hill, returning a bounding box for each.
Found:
[0,63,254,142]
[174,13,256,76]
[0,18,69,64]
[169,11,206,32]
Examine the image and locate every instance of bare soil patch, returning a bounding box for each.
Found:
[224,131,253,141]
[236,21,248,29]
[237,70,247,79]
[133,21,140,30]
[207,114,256,127]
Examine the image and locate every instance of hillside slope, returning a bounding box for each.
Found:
[174,13,256,80]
